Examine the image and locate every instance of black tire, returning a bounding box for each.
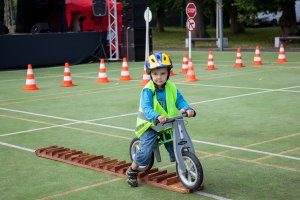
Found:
[176,152,204,191]
[129,137,154,172]
[271,19,277,26]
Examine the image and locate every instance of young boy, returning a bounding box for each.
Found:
[126,52,196,187]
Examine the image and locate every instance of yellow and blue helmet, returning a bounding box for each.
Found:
[145,52,173,74]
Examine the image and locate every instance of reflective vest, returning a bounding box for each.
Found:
[135,80,178,138]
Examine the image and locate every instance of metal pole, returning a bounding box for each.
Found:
[145,7,149,61]
[189,31,192,58]
[218,0,223,51]
[216,2,219,39]
[188,31,192,59]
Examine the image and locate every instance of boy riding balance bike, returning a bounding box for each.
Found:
[126,52,204,190]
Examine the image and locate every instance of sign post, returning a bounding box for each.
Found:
[144,7,152,61]
[186,3,197,59]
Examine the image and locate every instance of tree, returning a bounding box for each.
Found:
[224,0,245,34]
[149,0,184,32]
[279,0,299,36]
[233,0,299,36]
[149,0,167,32]
[0,0,4,22]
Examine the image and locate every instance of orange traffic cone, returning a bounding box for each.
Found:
[119,57,132,81]
[252,46,263,66]
[184,58,199,82]
[60,62,77,87]
[141,62,150,86]
[180,53,188,73]
[23,64,39,91]
[277,44,287,63]
[96,59,110,83]
[234,48,245,68]
[205,50,218,70]
[170,68,176,76]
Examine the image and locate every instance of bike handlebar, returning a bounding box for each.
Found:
[154,111,195,125]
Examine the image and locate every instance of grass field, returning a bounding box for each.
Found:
[153,27,300,48]
[0,50,300,200]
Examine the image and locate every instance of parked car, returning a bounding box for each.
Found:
[253,0,300,26]
[255,11,282,26]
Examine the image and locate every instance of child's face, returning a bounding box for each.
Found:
[151,67,168,87]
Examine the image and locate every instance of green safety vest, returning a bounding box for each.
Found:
[135,80,179,138]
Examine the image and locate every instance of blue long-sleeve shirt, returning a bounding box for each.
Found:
[141,85,191,122]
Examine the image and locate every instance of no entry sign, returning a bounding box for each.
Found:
[186,18,196,32]
[186,3,197,18]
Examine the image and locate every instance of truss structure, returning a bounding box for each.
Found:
[107,0,120,61]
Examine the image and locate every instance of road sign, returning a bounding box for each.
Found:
[186,18,196,32]
[186,3,197,18]
[144,8,152,22]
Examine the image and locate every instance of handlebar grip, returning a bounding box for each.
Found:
[182,110,196,117]
[182,112,188,117]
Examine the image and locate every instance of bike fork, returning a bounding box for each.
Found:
[153,147,161,162]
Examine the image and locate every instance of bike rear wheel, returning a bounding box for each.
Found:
[129,137,154,172]
[176,152,204,191]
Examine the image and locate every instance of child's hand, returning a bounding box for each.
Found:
[180,109,195,118]
[157,115,167,123]
[186,109,195,117]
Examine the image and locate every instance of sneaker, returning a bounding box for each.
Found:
[126,167,138,187]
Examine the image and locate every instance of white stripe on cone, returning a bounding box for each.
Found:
[254,57,261,61]
[121,71,130,76]
[26,79,36,84]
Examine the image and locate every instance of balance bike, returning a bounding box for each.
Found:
[129,113,204,191]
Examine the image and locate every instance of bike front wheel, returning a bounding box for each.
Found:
[129,137,154,172]
[176,152,204,191]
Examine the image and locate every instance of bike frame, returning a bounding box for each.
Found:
[153,115,196,172]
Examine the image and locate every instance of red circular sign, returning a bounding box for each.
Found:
[186,3,197,18]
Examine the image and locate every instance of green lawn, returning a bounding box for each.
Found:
[153,26,300,48]
[0,50,300,199]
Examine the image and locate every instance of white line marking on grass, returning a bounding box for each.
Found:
[176,82,271,91]
[1,85,300,160]
[192,140,300,161]
[86,112,137,121]
[190,85,300,106]
[0,107,80,122]
[71,75,98,79]
[177,82,299,93]
[190,90,271,105]
[0,122,81,137]
[0,141,35,152]
[72,75,144,82]
[2,108,300,162]
[0,85,134,104]
[72,75,134,81]
[0,75,63,82]
[0,107,135,135]
[195,191,232,200]
[83,121,134,132]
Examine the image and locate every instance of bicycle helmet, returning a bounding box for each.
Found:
[145,52,173,74]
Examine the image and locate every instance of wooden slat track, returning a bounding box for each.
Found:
[35,146,203,194]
